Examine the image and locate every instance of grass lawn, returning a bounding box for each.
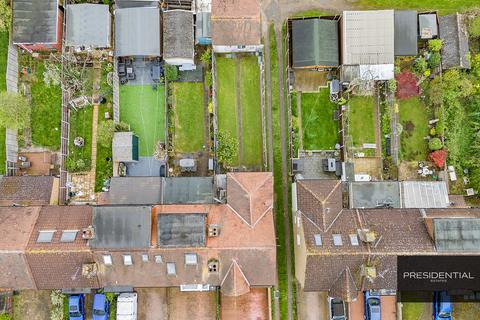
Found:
[399,97,429,161]
[348,95,376,147]
[67,106,93,172]
[120,85,165,156]
[0,127,5,175]
[173,82,205,153]
[239,55,263,167]
[30,62,62,149]
[356,0,479,14]
[0,31,8,91]
[95,105,113,192]
[301,89,338,150]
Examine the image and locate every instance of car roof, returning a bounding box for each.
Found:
[93,294,105,308]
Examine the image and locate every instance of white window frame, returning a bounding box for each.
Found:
[185,253,198,265]
[167,262,176,275]
[60,230,78,242]
[123,254,133,266]
[103,254,112,266]
[37,230,56,243]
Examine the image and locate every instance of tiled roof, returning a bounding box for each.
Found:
[221,260,251,297]
[0,206,40,250]
[328,267,358,302]
[0,176,56,206]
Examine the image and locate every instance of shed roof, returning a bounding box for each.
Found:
[394,11,418,56]
[163,177,214,204]
[291,18,339,68]
[434,218,480,251]
[157,213,206,247]
[402,181,449,208]
[104,177,162,205]
[196,12,211,42]
[66,4,111,48]
[419,13,438,39]
[114,7,161,56]
[13,0,58,44]
[90,206,152,249]
[350,181,401,209]
[0,176,56,206]
[112,132,135,162]
[163,10,194,63]
[341,10,395,65]
[439,14,471,69]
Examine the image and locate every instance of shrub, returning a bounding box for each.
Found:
[429,149,447,169]
[428,52,441,69]
[469,16,480,38]
[430,127,436,136]
[428,39,443,52]
[164,65,178,82]
[200,48,212,65]
[0,314,11,320]
[97,120,129,148]
[387,79,397,92]
[413,57,428,75]
[429,137,443,150]
[217,130,238,167]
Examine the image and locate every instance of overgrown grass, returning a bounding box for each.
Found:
[289,10,335,18]
[239,55,263,167]
[356,0,480,14]
[30,63,62,149]
[0,127,5,175]
[399,97,430,161]
[119,85,165,156]
[67,106,93,172]
[173,82,205,153]
[95,104,113,192]
[0,31,8,91]
[348,95,376,147]
[301,89,339,150]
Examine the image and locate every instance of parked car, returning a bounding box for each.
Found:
[117,292,137,320]
[433,291,452,320]
[328,297,346,320]
[364,291,381,320]
[68,295,85,320]
[92,293,110,320]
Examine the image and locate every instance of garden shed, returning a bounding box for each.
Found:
[418,13,438,39]
[112,132,139,163]
[163,10,195,66]
[291,18,339,68]
[115,7,161,57]
[439,14,471,69]
[394,10,418,56]
[66,4,111,48]
[402,181,449,208]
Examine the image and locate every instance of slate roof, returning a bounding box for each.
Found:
[291,18,339,68]
[394,10,418,56]
[114,7,161,56]
[13,0,58,44]
[90,206,152,249]
[66,4,111,48]
[103,177,162,205]
[211,0,261,46]
[163,10,194,62]
[434,218,480,251]
[349,181,401,209]
[157,213,206,247]
[163,177,214,204]
[341,10,395,65]
[0,176,56,206]
[439,14,471,69]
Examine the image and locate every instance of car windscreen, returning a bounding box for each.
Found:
[332,301,345,316]
[94,309,106,316]
[368,298,380,306]
[439,312,451,318]
[69,311,81,317]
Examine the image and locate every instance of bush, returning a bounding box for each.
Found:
[428,52,441,69]
[164,65,178,82]
[0,314,11,320]
[413,57,428,75]
[217,130,238,167]
[429,149,447,169]
[429,137,443,150]
[430,127,436,136]
[200,48,212,65]
[97,120,129,148]
[469,16,480,38]
[428,39,443,52]
[387,79,397,92]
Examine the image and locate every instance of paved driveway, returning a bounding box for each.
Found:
[137,288,168,320]
[168,288,216,320]
[297,289,328,320]
[13,290,52,320]
[221,288,269,320]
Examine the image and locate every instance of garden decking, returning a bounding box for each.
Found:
[216,55,263,167]
[173,82,205,153]
[300,89,339,150]
[119,84,165,156]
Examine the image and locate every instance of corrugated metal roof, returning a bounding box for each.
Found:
[163,177,214,204]
[402,181,449,208]
[13,0,58,44]
[394,10,418,56]
[114,7,161,56]
[157,213,206,247]
[342,10,395,65]
[66,4,111,48]
[434,218,480,251]
[91,206,151,249]
[439,14,471,69]
[291,18,339,68]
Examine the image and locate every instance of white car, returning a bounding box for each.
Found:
[116,293,137,320]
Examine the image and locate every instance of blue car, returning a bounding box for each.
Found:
[92,293,110,320]
[68,295,85,320]
[433,291,452,320]
[364,291,381,320]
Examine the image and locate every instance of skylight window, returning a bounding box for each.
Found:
[123,255,132,266]
[314,234,322,246]
[167,262,176,275]
[103,255,112,266]
[141,254,149,262]
[333,234,343,246]
[185,253,197,265]
[37,230,55,243]
[349,234,359,246]
[60,230,78,242]
[155,255,163,264]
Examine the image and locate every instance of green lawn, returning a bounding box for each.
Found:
[120,85,165,156]
[30,63,62,149]
[402,302,425,320]
[349,95,376,147]
[173,82,205,153]
[399,97,429,161]
[95,105,113,192]
[357,0,479,14]
[0,31,8,91]
[0,127,5,175]
[239,55,263,167]
[216,55,263,167]
[67,106,93,172]
[301,89,338,150]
